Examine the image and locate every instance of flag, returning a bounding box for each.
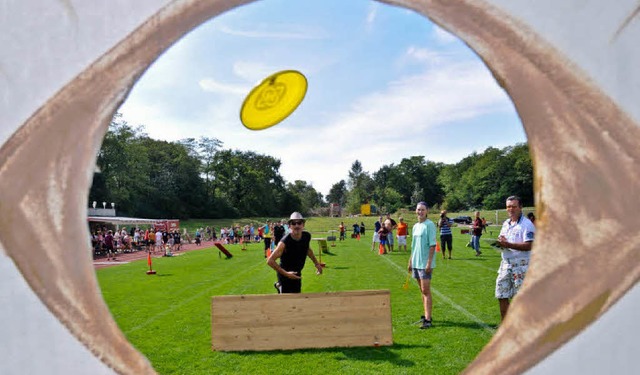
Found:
[402,272,410,290]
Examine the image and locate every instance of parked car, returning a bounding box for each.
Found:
[452,216,473,224]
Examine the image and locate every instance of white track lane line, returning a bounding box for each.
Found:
[381,255,496,335]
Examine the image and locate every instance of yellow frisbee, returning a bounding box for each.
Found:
[240,70,308,130]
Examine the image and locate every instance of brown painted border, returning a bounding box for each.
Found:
[0,0,638,374]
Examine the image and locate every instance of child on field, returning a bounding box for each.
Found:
[378,220,391,254]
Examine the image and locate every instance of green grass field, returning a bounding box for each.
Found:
[97,213,509,374]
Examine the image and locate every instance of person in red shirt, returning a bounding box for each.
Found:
[471,211,483,256]
[396,217,408,251]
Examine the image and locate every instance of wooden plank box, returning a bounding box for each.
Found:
[211,290,393,351]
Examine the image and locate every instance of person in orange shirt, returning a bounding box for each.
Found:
[396,217,408,251]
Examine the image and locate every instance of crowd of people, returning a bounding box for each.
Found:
[90,226,184,260]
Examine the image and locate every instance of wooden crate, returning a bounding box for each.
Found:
[211,290,393,351]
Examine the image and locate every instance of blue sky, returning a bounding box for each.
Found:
[118,0,526,196]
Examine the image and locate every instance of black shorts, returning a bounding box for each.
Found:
[277,273,302,293]
[440,234,453,251]
[264,237,272,250]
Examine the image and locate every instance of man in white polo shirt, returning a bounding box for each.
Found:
[495,195,535,320]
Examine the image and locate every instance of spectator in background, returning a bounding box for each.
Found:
[438,210,453,259]
[360,222,366,236]
[211,226,217,241]
[339,222,346,241]
[471,211,483,256]
[495,196,535,320]
[195,228,202,246]
[378,220,391,254]
[155,229,164,253]
[263,220,272,258]
[273,220,286,246]
[371,216,382,251]
[183,228,191,244]
[113,230,121,252]
[133,229,141,250]
[242,225,250,250]
[104,230,116,261]
[527,212,536,226]
[173,230,181,251]
[396,217,408,252]
[386,214,397,252]
[148,228,155,251]
[257,225,264,242]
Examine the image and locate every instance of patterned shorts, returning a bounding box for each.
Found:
[495,258,529,299]
[413,268,433,280]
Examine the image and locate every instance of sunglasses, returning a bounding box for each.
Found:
[289,220,304,226]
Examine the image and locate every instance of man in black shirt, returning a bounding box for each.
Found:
[267,212,323,293]
[273,220,286,246]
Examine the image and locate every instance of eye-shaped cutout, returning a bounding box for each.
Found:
[1,1,639,375]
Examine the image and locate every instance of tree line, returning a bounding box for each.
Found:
[89,114,533,219]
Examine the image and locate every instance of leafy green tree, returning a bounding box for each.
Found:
[410,182,423,207]
[197,136,224,200]
[344,160,375,214]
[286,180,323,215]
[326,180,347,206]
[91,113,151,217]
[210,150,286,217]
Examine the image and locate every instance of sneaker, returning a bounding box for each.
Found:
[414,315,426,325]
[421,319,433,329]
[273,282,281,294]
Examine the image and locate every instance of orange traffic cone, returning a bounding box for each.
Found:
[379,243,385,255]
[146,252,156,275]
[436,242,441,253]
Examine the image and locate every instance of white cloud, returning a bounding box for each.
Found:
[198,78,250,95]
[217,24,328,40]
[365,3,378,31]
[403,46,451,66]
[232,61,279,84]
[432,24,458,45]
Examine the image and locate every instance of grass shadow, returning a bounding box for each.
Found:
[435,319,499,331]
[232,343,424,367]
[321,250,338,256]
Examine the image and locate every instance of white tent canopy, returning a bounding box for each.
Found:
[87,216,169,226]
